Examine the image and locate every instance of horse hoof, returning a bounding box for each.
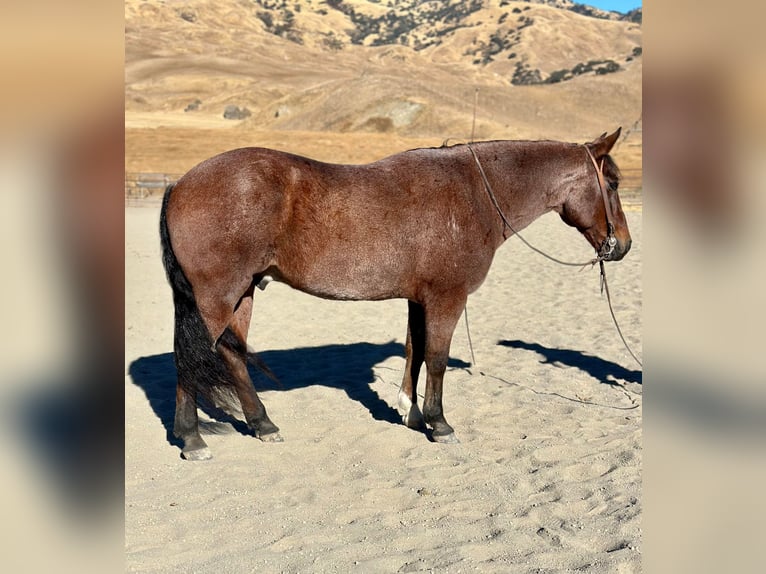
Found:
[432,432,460,444]
[181,447,213,461]
[258,431,284,443]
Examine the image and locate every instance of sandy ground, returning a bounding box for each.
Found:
[125,201,642,573]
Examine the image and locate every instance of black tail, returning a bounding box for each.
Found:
[160,184,240,407]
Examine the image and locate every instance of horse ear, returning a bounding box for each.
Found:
[587,127,622,157]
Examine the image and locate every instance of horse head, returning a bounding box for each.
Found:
[558,128,632,261]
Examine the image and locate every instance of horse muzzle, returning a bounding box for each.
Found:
[600,236,631,261]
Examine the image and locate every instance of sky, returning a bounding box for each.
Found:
[582,0,642,13]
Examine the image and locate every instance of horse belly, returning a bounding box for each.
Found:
[270,174,490,301]
[277,244,410,301]
[274,230,491,302]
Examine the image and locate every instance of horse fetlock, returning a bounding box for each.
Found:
[397,390,412,413]
[176,429,208,451]
[403,405,426,430]
[397,390,424,430]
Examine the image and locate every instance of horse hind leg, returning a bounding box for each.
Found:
[174,383,211,460]
[398,300,426,430]
[169,281,225,460]
[219,287,282,442]
[170,299,228,460]
[177,282,280,453]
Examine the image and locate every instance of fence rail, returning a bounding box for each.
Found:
[618,168,642,194]
[125,173,183,199]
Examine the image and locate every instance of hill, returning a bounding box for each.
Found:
[125,0,641,183]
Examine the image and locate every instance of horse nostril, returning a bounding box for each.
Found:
[611,238,632,261]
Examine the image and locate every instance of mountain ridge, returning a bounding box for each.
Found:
[125,0,641,178]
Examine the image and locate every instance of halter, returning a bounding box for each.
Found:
[583,145,618,261]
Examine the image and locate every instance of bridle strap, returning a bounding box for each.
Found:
[583,145,615,235]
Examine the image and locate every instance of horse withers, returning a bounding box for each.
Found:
[160,129,631,460]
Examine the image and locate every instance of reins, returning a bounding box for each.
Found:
[598,258,643,367]
[464,142,642,368]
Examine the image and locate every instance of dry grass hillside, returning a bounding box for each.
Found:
[125,0,641,188]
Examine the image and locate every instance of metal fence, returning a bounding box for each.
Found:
[125,173,183,199]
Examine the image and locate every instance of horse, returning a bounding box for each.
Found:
[159,128,631,460]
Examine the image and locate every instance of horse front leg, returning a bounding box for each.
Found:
[398,300,426,430]
[422,295,466,444]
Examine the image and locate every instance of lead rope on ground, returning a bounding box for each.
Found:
[462,143,642,371]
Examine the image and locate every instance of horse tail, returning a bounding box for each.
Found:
[160,184,238,408]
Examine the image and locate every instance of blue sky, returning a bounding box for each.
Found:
[582,1,642,13]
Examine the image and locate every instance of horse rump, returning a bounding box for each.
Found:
[159,184,240,411]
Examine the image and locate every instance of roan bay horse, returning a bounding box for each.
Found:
[160,128,631,460]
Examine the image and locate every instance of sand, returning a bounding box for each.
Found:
[125,202,642,573]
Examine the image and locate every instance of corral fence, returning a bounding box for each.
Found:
[125,172,183,200]
[619,168,641,190]
[617,168,642,206]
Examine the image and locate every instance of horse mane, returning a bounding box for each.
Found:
[410,139,622,193]
[428,137,572,152]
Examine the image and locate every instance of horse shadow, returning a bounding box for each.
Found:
[497,339,642,386]
[128,341,470,446]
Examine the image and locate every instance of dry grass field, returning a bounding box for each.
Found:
[126,0,642,180]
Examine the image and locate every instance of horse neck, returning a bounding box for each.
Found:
[473,140,577,241]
